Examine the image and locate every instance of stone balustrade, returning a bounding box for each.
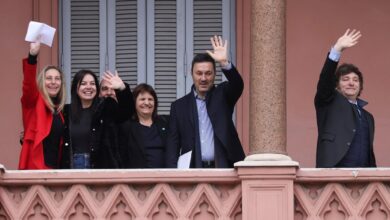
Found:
[0,168,242,220]
[295,168,390,220]
[2,165,390,220]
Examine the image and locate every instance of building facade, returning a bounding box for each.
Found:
[0,0,389,169]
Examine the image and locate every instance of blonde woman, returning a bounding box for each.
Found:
[19,42,66,169]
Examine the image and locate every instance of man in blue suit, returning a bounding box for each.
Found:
[165,36,245,168]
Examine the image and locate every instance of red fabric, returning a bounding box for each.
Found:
[18,58,63,170]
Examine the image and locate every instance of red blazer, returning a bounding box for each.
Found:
[18,58,63,169]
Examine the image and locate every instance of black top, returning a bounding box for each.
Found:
[118,115,169,168]
[61,87,135,169]
[137,123,165,168]
[43,111,64,168]
[70,107,93,153]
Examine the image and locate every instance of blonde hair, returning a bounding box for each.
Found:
[36,66,66,112]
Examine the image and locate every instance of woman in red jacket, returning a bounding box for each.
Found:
[19,42,66,169]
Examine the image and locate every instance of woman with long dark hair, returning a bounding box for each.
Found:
[62,70,133,169]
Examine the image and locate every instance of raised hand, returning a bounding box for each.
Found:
[206,35,229,67]
[102,70,125,91]
[29,42,41,56]
[334,29,362,52]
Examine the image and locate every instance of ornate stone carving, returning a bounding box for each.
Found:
[4,186,29,205]
[87,185,111,203]
[147,195,177,220]
[294,198,307,220]
[65,196,94,220]
[171,184,196,202]
[189,194,218,219]
[46,186,69,204]
[131,184,155,202]
[0,202,10,220]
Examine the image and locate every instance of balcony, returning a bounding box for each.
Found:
[1,164,389,219]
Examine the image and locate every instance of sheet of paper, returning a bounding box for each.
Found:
[177,150,192,169]
[25,21,56,47]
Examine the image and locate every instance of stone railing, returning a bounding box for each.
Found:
[0,167,242,220]
[295,168,390,220]
[1,164,390,220]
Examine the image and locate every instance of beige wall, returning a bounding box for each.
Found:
[286,0,390,167]
[0,0,58,169]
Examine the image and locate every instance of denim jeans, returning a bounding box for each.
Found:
[73,153,90,169]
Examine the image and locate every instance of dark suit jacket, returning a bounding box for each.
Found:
[315,55,376,168]
[119,115,169,168]
[165,64,245,168]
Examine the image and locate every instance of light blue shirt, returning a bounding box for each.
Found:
[193,61,232,161]
[194,92,215,161]
[221,61,232,70]
[328,47,341,62]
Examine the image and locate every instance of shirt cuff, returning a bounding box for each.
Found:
[221,61,232,70]
[328,47,341,62]
[28,53,38,65]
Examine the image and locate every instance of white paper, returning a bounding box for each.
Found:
[25,21,56,47]
[177,150,192,169]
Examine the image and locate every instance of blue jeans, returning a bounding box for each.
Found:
[73,153,90,169]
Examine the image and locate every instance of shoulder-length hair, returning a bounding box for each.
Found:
[132,83,158,121]
[70,69,100,122]
[36,66,66,112]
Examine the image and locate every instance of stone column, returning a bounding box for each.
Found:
[235,0,298,219]
[249,0,287,156]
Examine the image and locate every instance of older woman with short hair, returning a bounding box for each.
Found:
[119,83,169,168]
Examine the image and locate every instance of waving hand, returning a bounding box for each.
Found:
[334,29,362,52]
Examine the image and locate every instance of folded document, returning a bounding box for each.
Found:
[25,21,56,47]
[177,150,192,169]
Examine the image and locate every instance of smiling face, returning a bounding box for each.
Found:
[192,62,216,98]
[135,91,155,119]
[337,72,361,101]
[44,69,62,97]
[77,74,97,107]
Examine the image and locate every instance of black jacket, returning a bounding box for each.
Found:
[119,115,169,168]
[315,55,376,168]
[165,64,245,168]
[61,85,134,169]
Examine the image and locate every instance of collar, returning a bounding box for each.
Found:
[348,98,368,108]
[193,87,206,100]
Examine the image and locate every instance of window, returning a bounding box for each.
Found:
[60,0,236,114]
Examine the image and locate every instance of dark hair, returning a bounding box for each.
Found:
[132,83,158,121]
[70,69,100,122]
[335,63,363,97]
[191,53,216,74]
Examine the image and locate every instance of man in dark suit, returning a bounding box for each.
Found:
[315,29,376,168]
[165,35,245,168]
